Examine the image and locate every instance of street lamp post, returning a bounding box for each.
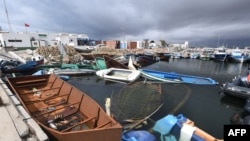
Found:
[121,26,126,49]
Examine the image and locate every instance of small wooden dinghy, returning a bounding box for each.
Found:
[6,74,122,141]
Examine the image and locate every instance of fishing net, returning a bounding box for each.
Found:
[110,81,163,124]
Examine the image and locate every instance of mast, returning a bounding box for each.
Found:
[3,0,13,32]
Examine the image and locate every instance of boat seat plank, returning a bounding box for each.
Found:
[96,121,111,128]
[33,101,81,117]
[22,92,70,104]
[16,82,48,88]
[61,116,96,132]
[15,79,47,85]
[36,106,80,125]
[15,79,61,88]
[19,87,61,95]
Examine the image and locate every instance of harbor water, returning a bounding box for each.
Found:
[67,59,250,140]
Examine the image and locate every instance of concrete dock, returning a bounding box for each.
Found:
[0,79,48,141]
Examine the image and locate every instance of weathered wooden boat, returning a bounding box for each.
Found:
[155,52,171,61]
[140,69,218,85]
[6,74,122,141]
[96,68,141,83]
[112,55,129,66]
[219,75,250,99]
[153,114,223,141]
[103,55,128,69]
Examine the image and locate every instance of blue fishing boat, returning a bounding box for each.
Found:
[140,69,218,85]
[152,114,223,141]
[226,47,250,63]
[0,60,38,74]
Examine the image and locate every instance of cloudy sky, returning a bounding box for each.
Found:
[0,0,250,47]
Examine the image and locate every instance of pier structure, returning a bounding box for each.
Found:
[0,79,48,141]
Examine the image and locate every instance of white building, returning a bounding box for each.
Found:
[0,32,89,48]
[171,41,189,49]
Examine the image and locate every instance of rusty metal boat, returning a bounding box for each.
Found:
[6,74,122,141]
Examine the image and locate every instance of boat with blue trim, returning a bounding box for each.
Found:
[140,69,218,85]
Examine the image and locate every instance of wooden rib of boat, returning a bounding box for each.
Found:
[6,74,122,141]
[140,69,218,85]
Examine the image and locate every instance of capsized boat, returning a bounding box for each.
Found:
[219,75,250,99]
[6,74,122,141]
[140,69,218,85]
[153,114,223,141]
[96,68,141,83]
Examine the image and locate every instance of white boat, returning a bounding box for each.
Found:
[212,46,228,61]
[227,47,250,63]
[96,68,141,83]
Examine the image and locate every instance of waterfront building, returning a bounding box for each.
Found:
[0,31,91,49]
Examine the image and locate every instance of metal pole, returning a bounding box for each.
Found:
[3,0,13,32]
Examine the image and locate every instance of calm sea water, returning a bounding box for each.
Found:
[67,59,250,140]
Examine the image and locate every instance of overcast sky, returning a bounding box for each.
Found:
[1,0,250,47]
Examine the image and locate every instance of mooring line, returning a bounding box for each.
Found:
[169,85,191,114]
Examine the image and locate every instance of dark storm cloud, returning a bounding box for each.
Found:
[1,0,250,47]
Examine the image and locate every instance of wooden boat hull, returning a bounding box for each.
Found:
[6,74,122,141]
[103,55,128,69]
[140,69,218,85]
[136,55,157,66]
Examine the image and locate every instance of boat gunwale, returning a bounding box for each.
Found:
[6,74,122,140]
